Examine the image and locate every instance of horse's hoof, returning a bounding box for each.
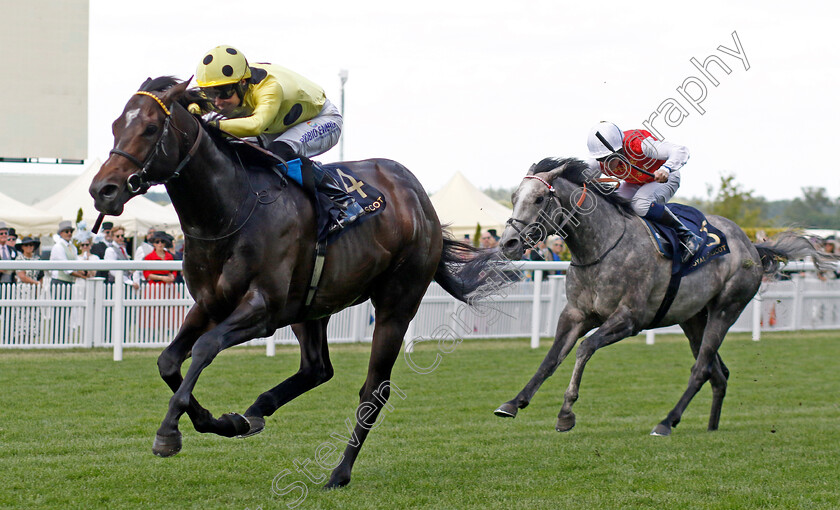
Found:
[219,412,252,437]
[555,412,576,432]
[651,423,672,436]
[323,475,350,490]
[237,416,266,439]
[153,432,182,457]
[494,402,518,418]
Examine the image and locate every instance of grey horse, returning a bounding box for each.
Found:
[495,157,830,436]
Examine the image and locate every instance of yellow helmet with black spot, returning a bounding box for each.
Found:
[195,45,252,87]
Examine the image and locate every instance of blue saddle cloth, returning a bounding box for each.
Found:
[285,159,386,242]
[642,203,730,276]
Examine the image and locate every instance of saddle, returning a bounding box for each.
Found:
[641,204,731,329]
[641,204,729,276]
[227,138,386,242]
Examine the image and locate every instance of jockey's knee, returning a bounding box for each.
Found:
[631,198,654,217]
[267,140,298,161]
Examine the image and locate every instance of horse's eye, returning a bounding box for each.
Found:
[535,196,545,205]
[143,124,159,136]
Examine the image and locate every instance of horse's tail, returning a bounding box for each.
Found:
[754,230,837,276]
[434,234,513,303]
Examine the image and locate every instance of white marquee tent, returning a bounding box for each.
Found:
[430,172,512,239]
[0,189,63,237]
[34,159,182,237]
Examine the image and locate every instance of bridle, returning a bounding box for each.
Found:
[506,173,626,267]
[109,91,203,195]
[505,174,588,244]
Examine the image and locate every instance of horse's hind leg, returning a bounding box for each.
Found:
[652,302,741,437]
[495,307,593,418]
[706,352,729,431]
[325,280,426,489]
[674,309,728,432]
[241,318,334,434]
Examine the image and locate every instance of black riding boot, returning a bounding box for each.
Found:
[657,207,703,263]
[310,162,365,233]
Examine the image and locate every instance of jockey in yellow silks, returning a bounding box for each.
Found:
[194,45,363,232]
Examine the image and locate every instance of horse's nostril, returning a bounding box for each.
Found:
[99,184,119,200]
[504,238,520,249]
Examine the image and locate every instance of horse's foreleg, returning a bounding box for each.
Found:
[242,318,334,430]
[556,307,636,432]
[156,306,228,435]
[495,308,592,418]
[153,290,268,457]
[652,302,742,437]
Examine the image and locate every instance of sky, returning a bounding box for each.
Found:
[72,1,840,201]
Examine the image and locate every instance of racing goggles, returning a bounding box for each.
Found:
[202,84,238,100]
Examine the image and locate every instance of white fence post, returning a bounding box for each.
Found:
[404,318,416,354]
[547,275,560,337]
[82,278,97,348]
[93,279,106,347]
[113,271,124,361]
[646,330,655,345]
[530,270,543,349]
[751,293,762,341]
[792,274,803,331]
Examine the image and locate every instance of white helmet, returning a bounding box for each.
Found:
[587,121,623,159]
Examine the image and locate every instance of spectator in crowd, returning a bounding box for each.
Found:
[14,237,43,285]
[104,225,140,290]
[172,239,185,284]
[0,222,18,283]
[480,230,499,249]
[91,221,115,279]
[6,227,17,248]
[13,236,43,342]
[76,230,100,278]
[134,227,156,261]
[143,231,177,284]
[544,235,568,276]
[141,231,178,340]
[49,220,87,287]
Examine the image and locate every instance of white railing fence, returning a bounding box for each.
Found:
[1,260,838,360]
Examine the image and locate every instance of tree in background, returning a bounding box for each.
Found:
[783,187,840,228]
[473,223,482,248]
[705,173,764,227]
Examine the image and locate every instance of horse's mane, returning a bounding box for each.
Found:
[534,157,634,216]
[139,76,181,93]
[137,76,245,153]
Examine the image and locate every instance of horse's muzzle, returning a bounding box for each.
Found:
[89,181,126,215]
[500,236,524,260]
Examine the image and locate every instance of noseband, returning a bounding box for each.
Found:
[109,91,202,194]
[506,175,588,243]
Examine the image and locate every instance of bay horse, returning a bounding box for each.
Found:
[89,77,493,488]
[495,157,829,436]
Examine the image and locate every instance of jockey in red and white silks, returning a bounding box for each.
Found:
[585,121,701,263]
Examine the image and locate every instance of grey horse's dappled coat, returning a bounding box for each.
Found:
[496,157,834,436]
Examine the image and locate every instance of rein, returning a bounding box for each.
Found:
[509,174,627,267]
[109,91,203,194]
[506,175,588,238]
[181,150,280,242]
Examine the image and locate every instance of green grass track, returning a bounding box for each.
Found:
[0,331,838,509]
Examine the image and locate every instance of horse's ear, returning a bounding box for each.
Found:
[527,163,538,175]
[544,162,569,184]
[160,77,191,106]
